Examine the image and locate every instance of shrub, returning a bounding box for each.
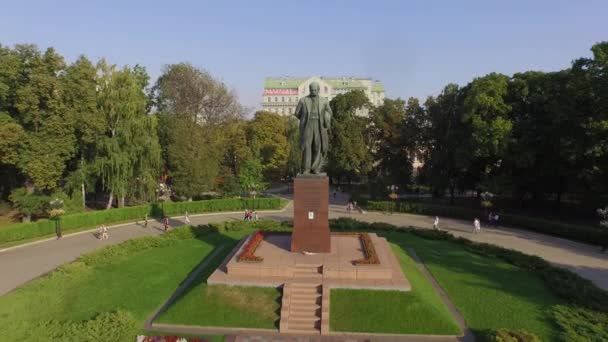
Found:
[0,197,286,246]
[365,201,608,246]
[551,305,608,342]
[237,230,265,262]
[485,329,541,342]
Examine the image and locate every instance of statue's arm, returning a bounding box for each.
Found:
[295,99,303,119]
[324,101,332,130]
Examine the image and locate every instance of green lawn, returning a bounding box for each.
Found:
[157,284,280,329]
[330,245,461,335]
[0,230,241,341]
[382,231,562,340]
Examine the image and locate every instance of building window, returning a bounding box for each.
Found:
[275,97,278,102]
[267,97,271,102]
[281,97,284,102]
[290,108,294,114]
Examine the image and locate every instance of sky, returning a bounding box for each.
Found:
[1,0,607,114]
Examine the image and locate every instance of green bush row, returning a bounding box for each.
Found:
[330,217,608,313]
[366,201,608,246]
[0,198,286,246]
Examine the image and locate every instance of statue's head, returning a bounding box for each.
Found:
[309,82,320,97]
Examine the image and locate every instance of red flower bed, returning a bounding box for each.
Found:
[237,230,265,262]
[354,232,380,265]
[333,232,380,265]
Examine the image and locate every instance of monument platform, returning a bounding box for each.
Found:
[208,233,410,291]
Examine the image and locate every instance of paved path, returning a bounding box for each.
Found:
[1,194,607,299]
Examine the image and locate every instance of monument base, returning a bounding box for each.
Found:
[291,175,331,253]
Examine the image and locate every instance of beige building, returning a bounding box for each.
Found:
[262,76,385,116]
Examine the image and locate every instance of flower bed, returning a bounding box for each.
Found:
[237,230,265,262]
[355,232,380,265]
[333,232,380,265]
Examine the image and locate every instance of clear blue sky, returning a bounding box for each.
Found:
[1,0,606,114]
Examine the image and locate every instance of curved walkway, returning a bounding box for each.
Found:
[1,195,607,297]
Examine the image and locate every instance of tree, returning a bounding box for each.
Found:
[154,63,244,199]
[62,55,104,207]
[421,84,468,202]
[327,90,372,184]
[462,73,512,193]
[7,45,76,191]
[95,61,160,208]
[369,99,412,189]
[248,111,289,181]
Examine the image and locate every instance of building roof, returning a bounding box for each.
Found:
[372,81,385,92]
[264,76,382,91]
[264,78,305,89]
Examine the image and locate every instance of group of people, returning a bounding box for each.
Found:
[243,209,258,221]
[432,216,486,234]
[347,201,364,214]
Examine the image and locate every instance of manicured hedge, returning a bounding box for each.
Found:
[366,201,608,246]
[0,198,286,246]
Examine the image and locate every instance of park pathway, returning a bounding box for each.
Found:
[1,194,607,298]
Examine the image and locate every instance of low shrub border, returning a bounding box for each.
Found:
[0,197,287,246]
[365,200,608,247]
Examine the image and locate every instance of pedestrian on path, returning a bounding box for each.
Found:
[473,218,481,234]
[144,214,148,228]
[493,213,500,227]
[101,225,109,240]
[164,217,170,232]
[184,211,191,225]
[433,216,440,230]
[254,211,258,221]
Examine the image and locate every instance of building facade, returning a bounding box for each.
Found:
[262,76,385,116]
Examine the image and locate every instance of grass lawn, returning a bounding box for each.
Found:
[156,229,281,329]
[0,230,242,341]
[382,231,562,340]
[330,245,461,335]
[157,284,280,329]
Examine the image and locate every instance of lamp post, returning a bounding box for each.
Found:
[48,198,65,239]
[387,185,399,215]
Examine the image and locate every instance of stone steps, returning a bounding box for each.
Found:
[280,282,323,334]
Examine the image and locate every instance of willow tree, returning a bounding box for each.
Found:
[95,61,160,208]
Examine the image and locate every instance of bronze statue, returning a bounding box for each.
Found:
[294,82,332,174]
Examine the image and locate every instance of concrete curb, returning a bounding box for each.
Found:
[0,203,292,254]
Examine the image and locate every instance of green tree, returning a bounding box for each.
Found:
[421,84,468,201]
[154,63,243,199]
[327,90,372,184]
[369,98,412,189]
[248,111,289,181]
[462,73,513,193]
[95,61,160,208]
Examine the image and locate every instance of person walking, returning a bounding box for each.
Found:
[164,217,169,232]
[493,213,499,227]
[473,218,481,234]
[254,211,258,221]
[144,214,148,228]
[101,225,109,240]
[433,216,439,230]
[184,211,191,225]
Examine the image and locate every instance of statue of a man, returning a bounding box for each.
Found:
[295,82,332,174]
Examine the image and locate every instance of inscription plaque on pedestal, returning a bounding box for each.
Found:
[291,175,331,253]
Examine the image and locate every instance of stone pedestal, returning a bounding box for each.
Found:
[291,175,331,253]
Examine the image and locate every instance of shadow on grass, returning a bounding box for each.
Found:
[147,230,241,327]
